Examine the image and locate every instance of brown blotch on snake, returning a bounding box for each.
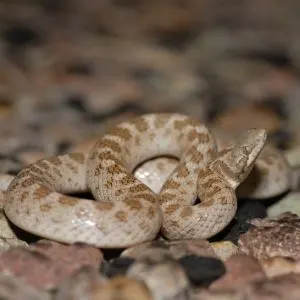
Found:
[40,204,53,212]
[34,187,51,200]
[110,127,133,141]
[98,139,122,153]
[134,118,149,132]
[58,196,77,206]
[115,211,128,222]
[124,198,143,211]
[69,153,85,164]
[96,202,114,211]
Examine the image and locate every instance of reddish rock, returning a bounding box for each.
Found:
[193,273,300,300]
[210,254,266,290]
[259,256,300,278]
[0,240,103,289]
[122,239,218,261]
[210,241,239,261]
[168,239,219,260]
[238,212,300,260]
[0,273,50,300]
[55,266,107,300]
[92,276,152,300]
[211,103,281,135]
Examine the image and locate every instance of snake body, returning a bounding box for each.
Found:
[3,113,285,248]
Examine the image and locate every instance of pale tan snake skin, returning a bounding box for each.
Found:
[4,113,268,248]
[134,134,291,199]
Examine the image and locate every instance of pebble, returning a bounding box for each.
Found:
[238,212,300,260]
[210,241,239,261]
[259,256,300,278]
[192,273,300,300]
[102,257,136,278]
[267,192,300,217]
[31,239,102,264]
[0,240,103,289]
[121,239,218,261]
[210,254,266,290]
[0,212,18,239]
[121,240,173,262]
[0,157,21,175]
[91,276,152,300]
[168,239,219,260]
[283,146,300,191]
[0,273,50,300]
[55,266,107,300]
[0,238,28,252]
[284,145,300,168]
[74,77,142,115]
[191,288,241,300]
[128,258,190,300]
[290,168,300,191]
[210,103,281,134]
[179,255,226,287]
[0,174,14,192]
[16,151,46,166]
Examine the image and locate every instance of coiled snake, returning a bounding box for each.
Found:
[4,113,290,248]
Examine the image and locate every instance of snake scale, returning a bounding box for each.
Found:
[3,113,290,248]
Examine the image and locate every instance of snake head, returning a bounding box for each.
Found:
[210,129,267,189]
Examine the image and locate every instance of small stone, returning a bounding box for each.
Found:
[30,240,103,267]
[0,211,19,239]
[267,192,300,217]
[0,192,5,209]
[92,276,152,300]
[121,240,173,262]
[285,145,300,168]
[238,212,300,260]
[103,257,136,278]
[259,256,300,278]
[69,137,98,153]
[0,174,14,191]
[0,247,58,289]
[128,258,189,300]
[17,151,46,166]
[178,255,225,286]
[0,273,50,300]
[55,266,107,300]
[0,174,14,209]
[168,239,219,260]
[210,254,266,290]
[246,273,300,300]
[211,103,281,135]
[210,241,239,261]
[191,288,241,300]
[192,273,300,299]
[0,240,103,289]
[0,237,28,252]
[290,168,300,191]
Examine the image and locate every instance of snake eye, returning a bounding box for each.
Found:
[242,146,252,155]
[236,156,247,171]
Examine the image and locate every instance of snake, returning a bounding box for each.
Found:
[3,113,289,248]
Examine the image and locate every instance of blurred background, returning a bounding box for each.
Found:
[0,0,299,174]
